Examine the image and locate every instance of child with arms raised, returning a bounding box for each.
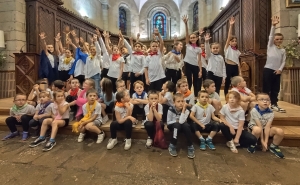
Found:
[190,90,221,151]
[203,79,222,114]
[74,89,105,144]
[248,93,284,158]
[2,94,35,141]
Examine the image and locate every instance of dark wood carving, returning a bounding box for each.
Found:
[208,0,271,93]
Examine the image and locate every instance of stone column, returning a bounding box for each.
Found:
[212,0,221,21]
[206,0,213,26]
[199,0,207,28]
[101,1,109,31]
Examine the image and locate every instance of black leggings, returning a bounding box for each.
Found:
[29,117,48,134]
[144,121,165,139]
[122,72,130,83]
[132,105,146,120]
[219,123,257,147]
[162,104,169,123]
[130,72,143,95]
[199,67,207,90]
[263,68,281,105]
[167,122,193,146]
[5,115,33,133]
[207,71,223,95]
[185,62,201,97]
[191,121,219,133]
[75,75,85,87]
[108,76,117,93]
[110,120,133,139]
[165,68,180,86]
[101,68,109,79]
[149,79,163,92]
[224,63,239,96]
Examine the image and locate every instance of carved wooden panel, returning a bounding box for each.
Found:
[39,6,55,46]
[242,0,254,51]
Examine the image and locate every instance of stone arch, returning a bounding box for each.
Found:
[118,2,131,36]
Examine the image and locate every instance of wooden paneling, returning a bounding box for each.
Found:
[0,71,15,99]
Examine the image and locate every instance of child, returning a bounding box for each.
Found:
[95,28,110,79]
[190,90,221,150]
[29,90,70,151]
[144,28,166,91]
[131,80,148,128]
[66,78,82,120]
[115,79,128,94]
[248,93,284,158]
[167,93,195,158]
[205,33,226,94]
[144,90,164,148]
[182,15,202,97]
[159,81,175,122]
[176,78,195,109]
[73,89,105,144]
[224,17,241,97]
[99,78,114,124]
[203,79,222,114]
[2,94,35,141]
[29,91,52,138]
[219,91,257,153]
[107,90,135,150]
[263,16,286,113]
[121,46,131,90]
[164,42,183,86]
[28,79,52,106]
[103,31,124,92]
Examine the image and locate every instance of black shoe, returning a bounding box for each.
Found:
[29,138,46,147]
[42,141,56,152]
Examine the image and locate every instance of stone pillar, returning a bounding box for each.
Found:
[101,1,109,31]
[199,0,207,28]
[212,0,221,20]
[206,0,213,27]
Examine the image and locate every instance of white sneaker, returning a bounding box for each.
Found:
[141,120,146,129]
[146,137,152,148]
[96,132,105,144]
[271,104,286,113]
[132,120,138,128]
[77,133,85,143]
[102,115,109,124]
[124,138,132,150]
[107,138,118,149]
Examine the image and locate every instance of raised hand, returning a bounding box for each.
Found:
[204,33,211,41]
[182,15,188,24]
[54,33,61,42]
[74,37,79,45]
[153,28,159,36]
[95,28,101,37]
[137,33,140,39]
[93,34,97,42]
[39,32,46,40]
[229,17,235,25]
[271,16,279,26]
[70,30,76,37]
[119,30,124,39]
[66,38,72,45]
[79,37,84,44]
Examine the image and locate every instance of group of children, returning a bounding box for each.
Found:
[2,15,286,159]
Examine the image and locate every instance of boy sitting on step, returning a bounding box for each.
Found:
[203,79,222,115]
[28,79,52,106]
[2,93,36,141]
[189,90,221,151]
[131,80,148,128]
[247,93,284,158]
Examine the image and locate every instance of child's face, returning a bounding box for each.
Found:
[14,95,27,107]
[90,47,96,56]
[87,92,97,103]
[39,83,47,91]
[211,44,220,54]
[175,43,183,51]
[83,80,92,90]
[65,49,72,58]
[200,44,205,50]
[117,82,126,92]
[121,47,128,55]
[257,95,270,109]
[51,84,55,91]
[238,77,247,88]
[47,45,54,53]
[150,42,159,52]
[274,36,283,46]
[205,83,216,93]
[71,80,79,89]
[54,93,65,103]
[40,95,50,104]
[122,91,130,102]
[148,94,159,105]
[228,94,238,105]
[134,44,142,52]
[113,46,119,54]
[162,82,167,91]
[134,83,144,94]
[179,83,188,93]
[198,93,209,105]
[189,34,198,44]
[230,38,237,47]
[174,97,184,110]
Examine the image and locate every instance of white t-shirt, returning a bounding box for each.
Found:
[10,104,36,116]
[144,50,165,82]
[184,93,195,106]
[231,87,252,97]
[84,41,102,78]
[191,104,215,125]
[49,102,70,119]
[224,46,241,65]
[132,92,148,108]
[205,42,226,79]
[209,92,220,101]
[220,104,245,129]
[164,92,174,107]
[201,55,208,69]
[107,56,125,79]
[58,54,75,71]
[248,108,274,129]
[183,44,202,66]
[123,54,131,72]
[124,39,145,74]
[144,103,163,121]
[82,101,102,123]
[114,103,133,119]
[47,54,55,68]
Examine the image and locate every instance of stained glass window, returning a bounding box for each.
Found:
[193,2,198,32]
[119,8,127,35]
[153,12,166,38]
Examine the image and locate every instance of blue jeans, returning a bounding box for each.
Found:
[90,73,101,97]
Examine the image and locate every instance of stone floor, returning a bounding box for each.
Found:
[0,132,300,185]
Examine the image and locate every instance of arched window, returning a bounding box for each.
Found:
[153,12,166,38]
[193,2,198,32]
[119,7,127,35]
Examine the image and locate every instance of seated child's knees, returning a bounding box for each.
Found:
[252,126,262,134]
[276,128,284,136]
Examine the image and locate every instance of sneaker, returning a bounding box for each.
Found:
[168,143,177,157]
[200,138,206,150]
[206,138,216,150]
[187,145,195,159]
[29,137,46,147]
[96,132,105,144]
[77,133,85,143]
[107,138,118,150]
[42,141,56,152]
[102,115,109,124]
[132,120,138,128]
[22,132,30,141]
[124,138,132,150]
[2,131,19,141]
[141,120,146,129]
[247,145,256,154]
[145,137,152,148]
[271,104,286,113]
[270,145,285,159]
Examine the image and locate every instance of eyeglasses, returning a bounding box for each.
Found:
[257,99,270,102]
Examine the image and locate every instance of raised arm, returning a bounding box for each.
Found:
[182,15,189,44]
[54,33,61,56]
[39,32,49,56]
[268,16,279,47]
[124,39,133,54]
[225,17,235,50]
[204,33,212,58]
[103,31,112,55]
[153,28,164,53]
